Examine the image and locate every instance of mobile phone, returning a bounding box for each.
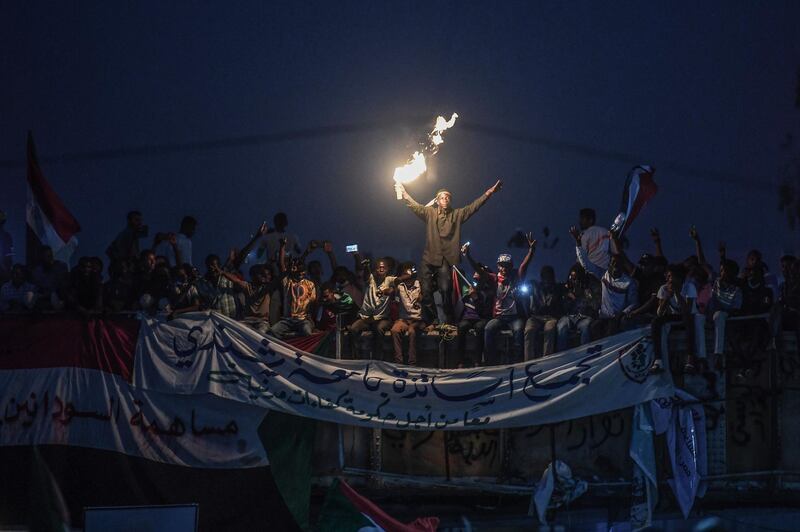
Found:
[346,244,358,253]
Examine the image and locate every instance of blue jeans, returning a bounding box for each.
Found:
[271,318,314,339]
[483,316,524,365]
[557,314,593,351]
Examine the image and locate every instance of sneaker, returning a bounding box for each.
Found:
[683,355,698,374]
[649,360,664,374]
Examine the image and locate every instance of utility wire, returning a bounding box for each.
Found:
[0,119,776,192]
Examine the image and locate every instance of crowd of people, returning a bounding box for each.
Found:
[0,187,797,376]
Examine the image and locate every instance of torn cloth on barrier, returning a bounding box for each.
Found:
[532,461,587,524]
[134,312,674,430]
[651,389,708,518]
[629,403,658,530]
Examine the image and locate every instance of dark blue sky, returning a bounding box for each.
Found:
[2,1,799,276]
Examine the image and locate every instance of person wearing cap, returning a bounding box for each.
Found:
[465,235,536,365]
[396,179,503,324]
[0,210,13,282]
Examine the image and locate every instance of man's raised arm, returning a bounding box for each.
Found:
[518,232,536,279]
[459,179,502,223]
[462,243,490,283]
[395,183,427,221]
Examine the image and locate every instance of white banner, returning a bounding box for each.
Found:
[0,367,268,468]
[651,389,708,518]
[134,312,674,430]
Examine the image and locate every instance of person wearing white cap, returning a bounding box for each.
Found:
[465,235,536,365]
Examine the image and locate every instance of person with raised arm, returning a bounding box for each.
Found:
[347,254,395,359]
[270,238,317,339]
[396,179,502,324]
[470,234,536,365]
[571,227,637,340]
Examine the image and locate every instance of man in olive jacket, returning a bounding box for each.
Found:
[396,179,503,323]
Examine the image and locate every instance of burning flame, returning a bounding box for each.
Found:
[392,113,458,185]
[393,151,427,184]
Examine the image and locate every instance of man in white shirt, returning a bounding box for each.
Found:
[652,264,699,374]
[578,208,610,270]
[154,216,196,266]
[257,212,302,265]
[571,227,637,339]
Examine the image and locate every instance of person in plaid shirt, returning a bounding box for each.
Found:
[198,254,239,318]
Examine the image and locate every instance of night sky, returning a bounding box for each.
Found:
[2,1,799,278]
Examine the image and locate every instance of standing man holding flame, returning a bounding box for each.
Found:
[395,180,503,324]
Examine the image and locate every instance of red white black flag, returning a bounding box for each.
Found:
[610,165,658,237]
[25,131,81,266]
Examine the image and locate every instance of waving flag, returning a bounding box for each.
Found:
[451,264,473,320]
[0,314,300,531]
[317,478,439,532]
[26,132,81,266]
[610,165,658,237]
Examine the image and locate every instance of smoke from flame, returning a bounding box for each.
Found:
[393,113,458,185]
[430,113,458,147]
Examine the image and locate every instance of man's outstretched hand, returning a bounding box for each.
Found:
[485,179,503,197]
